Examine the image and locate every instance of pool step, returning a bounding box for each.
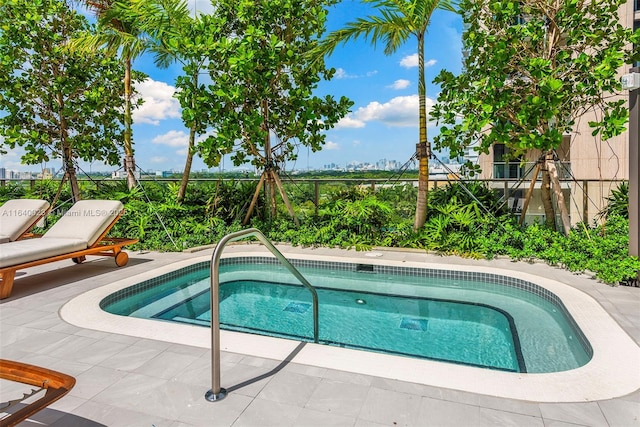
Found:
[131,278,210,318]
[172,316,210,327]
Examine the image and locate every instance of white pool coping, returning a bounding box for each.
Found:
[60,251,640,403]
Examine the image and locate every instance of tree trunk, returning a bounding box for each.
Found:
[414,32,429,230]
[123,56,137,190]
[541,166,556,229]
[546,154,572,235]
[56,89,80,203]
[177,126,196,203]
[519,161,542,226]
[177,71,199,203]
[268,172,277,219]
[415,142,429,230]
[272,170,299,226]
[62,143,81,203]
[243,173,265,225]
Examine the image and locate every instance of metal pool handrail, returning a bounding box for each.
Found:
[205,228,319,402]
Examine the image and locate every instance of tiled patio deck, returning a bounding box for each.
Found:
[1,244,639,426]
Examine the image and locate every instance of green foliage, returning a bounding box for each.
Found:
[0,182,27,202]
[197,0,352,170]
[408,181,507,255]
[598,182,629,220]
[9,176,636,285]
[314,0,458,229]
[432,0,639,166]
[0,0,135,168]
[477,215,639,284]
[72,0,149,189]
[124,0,214,201]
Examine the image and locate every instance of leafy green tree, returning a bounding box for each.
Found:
[125,0,212,202]
[199,0,353,221]
[72,0,148,190]
[0,0,133,201]
[315,0,458,230]
[431,0,639,234]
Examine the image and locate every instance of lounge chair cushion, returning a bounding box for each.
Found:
[42,200,124,247]
[0,237,87,268]
[0,199,50,243]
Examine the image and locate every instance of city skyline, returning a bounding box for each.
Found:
[0,157,413,178]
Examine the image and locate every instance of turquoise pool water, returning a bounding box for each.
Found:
[102,258,592,373]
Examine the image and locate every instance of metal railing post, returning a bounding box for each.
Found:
[205,228,319,402]
[628,67,639,257]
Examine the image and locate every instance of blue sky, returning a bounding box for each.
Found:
[1,0,463,174]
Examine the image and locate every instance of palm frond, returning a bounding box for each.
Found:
[74,0,148,61]
[316,14,411,58]
[126,0,195,68]
[315,0,459,61]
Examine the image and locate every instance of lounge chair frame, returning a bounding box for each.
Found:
[0,213,137,299]
[0,359,75,427]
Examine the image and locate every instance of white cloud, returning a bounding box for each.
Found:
[324,141,339,150]
[334,68,378,79]
[388,79,410,90]
[133,78,181,125]
[399,54,437,69]
[335,116,366,129]
[335,68,356,79]
[0,145,26,171]
[335,95,436,128]
[152,130,189,147]
[400,54,418,68]
[353,95,429,127]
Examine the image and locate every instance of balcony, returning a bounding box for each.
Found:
[493,161,572,180]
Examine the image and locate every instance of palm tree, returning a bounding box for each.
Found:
[73,0,147,190]
[316,0,457,230]
[125,0,210,202]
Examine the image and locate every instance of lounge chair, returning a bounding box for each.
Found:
[0,199,50,243]
[0,200,137,299]
[0,359,75,426]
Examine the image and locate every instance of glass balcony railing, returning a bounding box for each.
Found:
[493,162,571,180]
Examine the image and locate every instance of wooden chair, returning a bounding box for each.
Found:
[0,359,75,427]
[0,200,137,299]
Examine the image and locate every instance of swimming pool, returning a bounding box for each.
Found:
[100,257,590,374]
[60,248,640,402]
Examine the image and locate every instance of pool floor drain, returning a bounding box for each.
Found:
[400,317,429,331]
[284,302,311,313]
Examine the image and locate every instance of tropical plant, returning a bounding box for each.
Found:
[0,0,132,201]
[72,0,149,190]
[198,0,353,221]
[428,181,507,216]
[432,0,640,234]
[315,0,458,230]
[124,0,214,202]
[17,173,636,284]
[598,182,629,220]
